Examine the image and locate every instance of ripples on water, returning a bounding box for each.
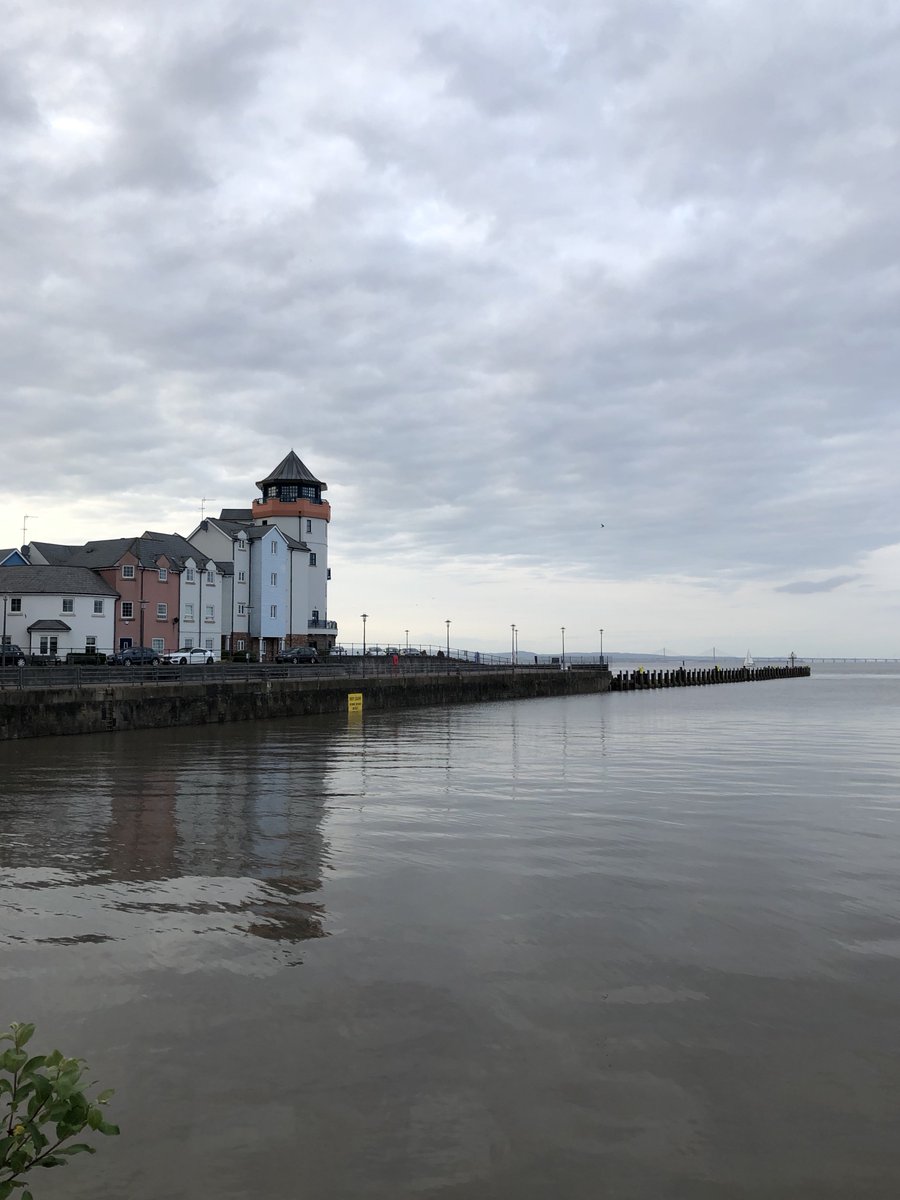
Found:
[2,667,900,1197]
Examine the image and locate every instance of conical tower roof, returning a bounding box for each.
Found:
[256,449,326,491]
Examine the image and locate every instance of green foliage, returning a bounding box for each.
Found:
[0,1022,119,1197]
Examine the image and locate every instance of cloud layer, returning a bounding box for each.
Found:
[2,0,899,651]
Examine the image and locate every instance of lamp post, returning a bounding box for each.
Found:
[511,624,516,668]
[561,626,566,669]
[599,627,604,660]
[445,619,451,659]
[1,594,7,649]
[361,613,368,657]
[405,629,409,651]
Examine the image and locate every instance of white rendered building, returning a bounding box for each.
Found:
[188,450,336,658]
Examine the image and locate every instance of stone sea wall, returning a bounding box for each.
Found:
[0,668,611,740]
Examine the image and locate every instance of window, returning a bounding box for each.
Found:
[151,638,165,652]
[10,598,21,613]
[39,635,58,656]
[312,609,319,621]
[270,572,277,586]
[205,638,214,650]
[121,601,134,619]
[156,602,167,619]
[327,568,331,580]
[309,553,317,566]
[237,603,246,616]
[301,486,317,499]
[238,571,245,583]
[270,604,277,618]
[237,540,246,552]
[306,519,312,532]
[184,638,194,649]
[62,598,74,613]
[205,605,214,622]
[93,600,103,615]
[122,565,135,579]
[158,568,168,582]
[185,568,195,583]
[206,571,215,585]
[85,636,96,652]
[237,639,245,651]
[282,485,298,501]
[185,603,194,620]
[271,540,278,555]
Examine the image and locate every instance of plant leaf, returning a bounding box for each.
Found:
[12,1026,35,1051]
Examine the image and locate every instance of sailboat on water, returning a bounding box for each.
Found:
[743,651,754,668]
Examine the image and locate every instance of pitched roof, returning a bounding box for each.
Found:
[0,565,119,596]
[27,619,72,632]
[255,449,326,491]
[62,539,139,568]
[140,531,211,569]
[218,508,252,522]
[28,541,82,565]
[0,548,27,565]
[244,526,309,551]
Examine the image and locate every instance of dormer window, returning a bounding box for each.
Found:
[122,565,135,579]
[158,568,168,582]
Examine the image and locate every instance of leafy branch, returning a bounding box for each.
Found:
[0,1022,119,1199]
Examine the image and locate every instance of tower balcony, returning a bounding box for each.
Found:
[252,496,331,523]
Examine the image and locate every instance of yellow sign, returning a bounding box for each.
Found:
[347,692,363,715]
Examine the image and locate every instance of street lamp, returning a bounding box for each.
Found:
[445,619,451,659]
[599,628,604,659]
[561,626,566,669]
[511,623,516,667]
[405,629,409,651]
[361,613,368,657]
[1,594,7,650]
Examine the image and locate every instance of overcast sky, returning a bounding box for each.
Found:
[2,0,898,655]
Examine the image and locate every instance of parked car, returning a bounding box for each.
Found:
[164,647,220,665]
[275,646,319,665]
[108,646,162,666]
[0,644,27,667]
[364,646,384,656]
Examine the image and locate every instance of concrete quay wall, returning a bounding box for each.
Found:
[0,668,611,741]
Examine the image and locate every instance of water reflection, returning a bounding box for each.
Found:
[0,720,338,960]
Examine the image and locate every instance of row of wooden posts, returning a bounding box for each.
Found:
[610,664,811,692]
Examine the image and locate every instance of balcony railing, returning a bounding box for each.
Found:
[308,619,338,630]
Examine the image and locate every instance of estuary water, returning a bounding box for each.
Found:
[2,666,900,1198]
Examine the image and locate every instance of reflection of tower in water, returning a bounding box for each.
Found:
[104,724,334,946]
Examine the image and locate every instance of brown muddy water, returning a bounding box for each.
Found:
[2,667,900,1198]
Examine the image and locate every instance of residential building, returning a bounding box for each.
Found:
[188,449,336,658]
[28,535,224,655]
[0,565,117,657]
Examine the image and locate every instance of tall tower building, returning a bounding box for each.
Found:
[252,450,331,635]
[188,449,336,659]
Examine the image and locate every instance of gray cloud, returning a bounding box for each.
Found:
[1,0,899,647]
[775,576,859,595]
